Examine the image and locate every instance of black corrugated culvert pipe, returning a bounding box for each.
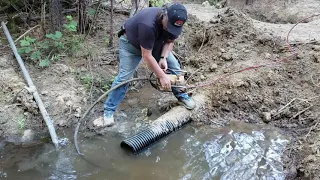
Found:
[120,117,191,154]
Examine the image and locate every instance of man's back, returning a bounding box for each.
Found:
[124,7,162,50]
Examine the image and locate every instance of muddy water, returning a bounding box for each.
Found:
[0,119,288,180]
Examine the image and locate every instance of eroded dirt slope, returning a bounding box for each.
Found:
[182,2,320,179]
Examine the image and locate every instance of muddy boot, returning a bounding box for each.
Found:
[103,112,115,127]
[93,111,115,127]
[178,94,196,110]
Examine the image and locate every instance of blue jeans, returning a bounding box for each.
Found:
[104,35,188,114]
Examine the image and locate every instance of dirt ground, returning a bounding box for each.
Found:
[1,0,320,179]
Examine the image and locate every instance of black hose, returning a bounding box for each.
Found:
[120,117,191,154]
[73,77,156,169]
[74,77,155,155]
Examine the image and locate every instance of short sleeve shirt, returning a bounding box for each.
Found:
[124,7,178,54]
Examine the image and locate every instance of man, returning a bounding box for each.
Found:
[94,2,196,127]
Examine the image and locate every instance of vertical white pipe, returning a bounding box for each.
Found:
[1,21,59,150]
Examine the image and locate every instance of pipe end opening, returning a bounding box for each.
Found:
[120,141,136,154]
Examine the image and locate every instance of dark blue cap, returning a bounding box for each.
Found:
[167,3,188,36]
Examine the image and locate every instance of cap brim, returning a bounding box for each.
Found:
[167,21,182,36]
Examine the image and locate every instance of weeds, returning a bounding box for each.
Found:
[150,0,170,7]
[79,72,115,92]
[17,115,26,130]
[18,15,81,67]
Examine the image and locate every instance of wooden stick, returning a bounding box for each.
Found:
[14,25,40,43]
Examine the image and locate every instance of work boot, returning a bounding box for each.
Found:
[178,94,196,110]
[103,111,115,127]
[93,111,115,127]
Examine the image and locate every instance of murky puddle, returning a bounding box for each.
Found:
[0,119,289,180]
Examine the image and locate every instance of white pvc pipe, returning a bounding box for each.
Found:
[1,21,59,150]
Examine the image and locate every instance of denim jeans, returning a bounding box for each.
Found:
[104,35,188,115]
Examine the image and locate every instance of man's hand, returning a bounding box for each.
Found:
[158,58,167,71]
[159,74,171,90]
[141,46,171,91]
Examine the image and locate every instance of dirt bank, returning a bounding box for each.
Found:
[1,0,320,179]
[181,2,320,179]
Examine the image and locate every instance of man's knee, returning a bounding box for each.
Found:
[115,71,135,83]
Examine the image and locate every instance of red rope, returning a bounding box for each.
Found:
[188,14,320,89]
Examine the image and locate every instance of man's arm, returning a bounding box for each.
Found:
[160,40,174,59]
[138,23,171,90]
[158,40,174,71]
[141,47,171,90]
[141,47,166,79]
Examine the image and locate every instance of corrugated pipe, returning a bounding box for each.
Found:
[1,22,60,150]
[120,117,191,154]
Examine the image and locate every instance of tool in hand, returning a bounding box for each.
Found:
[149,70,188,92]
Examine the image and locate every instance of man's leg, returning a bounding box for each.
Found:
[166,52,196,110]
[102,35,142,126]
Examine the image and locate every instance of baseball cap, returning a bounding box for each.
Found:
[166,3,188,36]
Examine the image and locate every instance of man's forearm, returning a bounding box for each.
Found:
[143,55,166,78]
[161,42,174,58]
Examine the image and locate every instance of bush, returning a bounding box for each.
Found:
[18,15,81,67]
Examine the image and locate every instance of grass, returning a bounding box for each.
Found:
[17,115,26,130]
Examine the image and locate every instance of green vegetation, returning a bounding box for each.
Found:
[17,115,26,130]
[150,0,170,7]
[78,71,115,92]
[18,15,81,67]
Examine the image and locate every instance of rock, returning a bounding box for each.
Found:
[56,119,68,127]
[93,117,104,127]
[312,52,320,63]
[209,63,218,72]
[262,112,272,123]
[74,107,82,118]
[312,45,320,51]
[215,2,223,9]
[305,155,317,162]
[200,74,206,80]
[244,50,250,53]
[221,53,233,61]
[209,19,219,24]
[201,1,210,7]
[21,129,35,143]
[216,52,222,57]
[265,53,272,59]
[41,91,48,95]
[23,112,31,117]
[219,48,226,53]
[226,90,232,95]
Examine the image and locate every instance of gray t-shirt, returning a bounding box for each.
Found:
[124,7,178,59]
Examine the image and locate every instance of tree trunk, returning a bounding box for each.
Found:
[78,0,88,34]
[50,0,62,31]
[109,0,114,47]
